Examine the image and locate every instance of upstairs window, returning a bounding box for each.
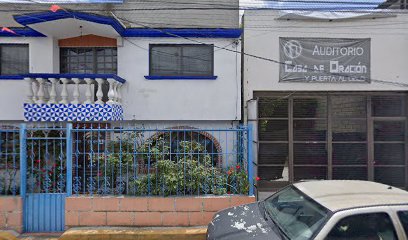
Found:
[0,44,29,75]
[149,44,214,77]
[60,47,117,74]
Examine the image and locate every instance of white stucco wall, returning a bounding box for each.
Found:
[243,11,408,119]
[0,36,241,121]
[119,38,241,121]
[0,37,59,120]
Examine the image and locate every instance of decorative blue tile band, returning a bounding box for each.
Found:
[23,103,124,122]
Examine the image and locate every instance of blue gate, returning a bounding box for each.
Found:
[20,124,72,233]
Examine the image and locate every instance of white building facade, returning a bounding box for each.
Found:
[0,3,241,127]
[243,10,408,191]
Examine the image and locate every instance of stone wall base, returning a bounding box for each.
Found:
[0,197,22,233]
[65,196,255,228]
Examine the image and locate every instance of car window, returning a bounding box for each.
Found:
[397,211,408,237]
[264,186,329,240]
[326,212,397,240]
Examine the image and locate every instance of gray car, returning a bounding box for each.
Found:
[207,180,408,240]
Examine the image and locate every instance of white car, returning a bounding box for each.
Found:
[207,180,408,240]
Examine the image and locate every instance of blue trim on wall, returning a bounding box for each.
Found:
[23,73,126,83]
[7,11,242,38]
[124,29,242,38]
[0,75,24,80]
[0,73,126,83]
[145,75,218,80]
[0,28,45,37]
[14,11,125,35]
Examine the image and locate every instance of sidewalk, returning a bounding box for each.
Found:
[0,227,207,240]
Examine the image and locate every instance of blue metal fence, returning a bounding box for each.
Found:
[71,124,252,196]
[0,123,254,197]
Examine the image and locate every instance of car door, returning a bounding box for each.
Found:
[314,207,403,240]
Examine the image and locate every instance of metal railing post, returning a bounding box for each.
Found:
[19,123,27,197]
[66,123,73,196]
[247,124,254,196]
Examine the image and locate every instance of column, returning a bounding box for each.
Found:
[84,78,94,104]
[107,78,117,104]
[95,78,104,105]
[71,78,81,104]
[36,78,46,104]
[116,83,123,104]
[24,77,34,104]
[60,78,70,104]
[48,78,58,104]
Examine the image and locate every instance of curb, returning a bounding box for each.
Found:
[0,231,18,240]
[59,227,207,240]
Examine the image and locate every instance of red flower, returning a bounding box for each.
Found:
[35,159,41,164]
[97,171,103,177]
[227,191,231,194]
[227,170,232,176]
[236,165,241,170]
[256,176,261,181]
[41,169,46,173]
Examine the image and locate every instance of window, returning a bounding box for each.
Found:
[264,186,329,240]
[60,47,117,74]
[0,44,29,75]
[149,44,214,77]
[397,211,408,237]
[326,213,397,240]
[256,92,408,189]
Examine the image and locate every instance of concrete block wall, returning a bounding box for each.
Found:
[0,197,22,233]
[65,196,255,228]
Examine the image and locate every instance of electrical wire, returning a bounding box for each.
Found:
[115,14,408,88]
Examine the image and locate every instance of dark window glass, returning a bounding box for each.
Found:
[60,47,117,74]
[259,143,288,165]
[332,143,367,165]
[375,143,405,165]
[294,120,327,141]
[332,167,367,180]
[293,98,327,118]
[374,121,405,141]
[326,213,397,240]
[294,143,327,165]
[372,95,406,117]
[258,98,288,118]
[332,119,367,141]
[397,211,408,237]
[0,44,29,75]
[332,95,367,118]
[258,166,288,181]
[294,166,327,181]
[259,120,288,141]
[150,44,213,77]
[375,167,405,187]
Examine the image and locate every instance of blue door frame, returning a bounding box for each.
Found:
[20,124,73,233]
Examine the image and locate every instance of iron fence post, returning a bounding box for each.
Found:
[66,123,73,196]
[19,124,27,197]
[248,124,254,196]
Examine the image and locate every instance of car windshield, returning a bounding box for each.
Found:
[264,186,329,240]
